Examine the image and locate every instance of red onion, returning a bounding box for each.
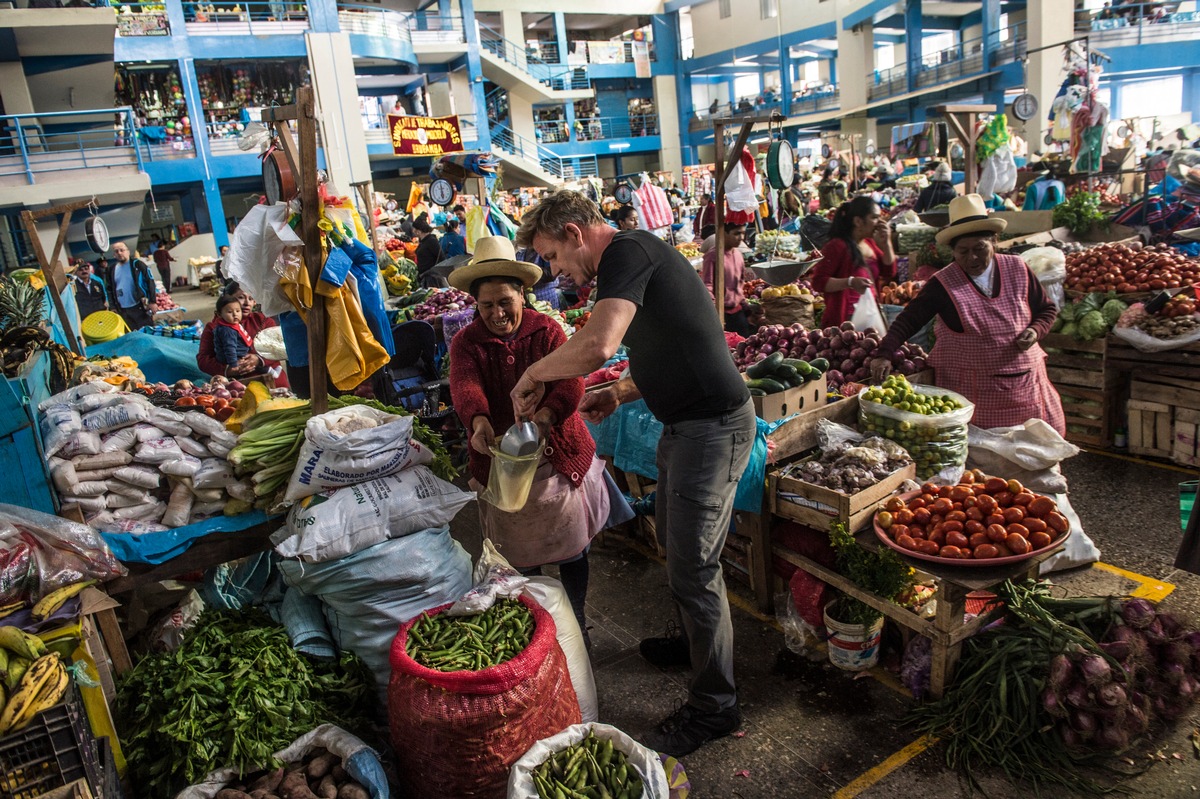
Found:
[1041,687,1067,718]
[1079,654,1112,687]
[1096,682,1127,708]
[1048,654,1074,692]
[1124,702,1149,734]
[1100,640,1131,663]
[1164,661,1186,687]
[1058,724,1084,748]
[1069,708,1097,734]
[1143,617,1167,645]
[1065,681,1091,709]
[1094,722,1130,751]
[1157,612,1183,638]
[1121,598,1156,629]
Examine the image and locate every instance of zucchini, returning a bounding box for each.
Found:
[809,357,830,374]
[773,364,802,387]
[746,352,785,379]
[746,377,787,394]
[783,358,816,376]
[748,388,767,397]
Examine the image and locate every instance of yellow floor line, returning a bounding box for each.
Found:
[1091,562,1176,602]
[832,734,938,799]
[1079,446,1200,475]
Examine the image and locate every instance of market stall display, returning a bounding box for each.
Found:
[859,375,973,480]
[735,322,929,389]
[1065,242,1200,295]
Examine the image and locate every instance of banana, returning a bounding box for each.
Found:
[0,646,9,682]
[0,653,61,735]
[31,581,94,621]
[0,625,46,661]
[4,658,28,693]
[0,602,25,621]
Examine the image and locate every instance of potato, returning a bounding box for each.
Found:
[250,768,286,793]
[215,790,252,799]
[250,792,280,799]
[330,765,347,783]
[316,775,338,799]
[278,770,320,799]
[336,784,369,799]
[305,752,340,780]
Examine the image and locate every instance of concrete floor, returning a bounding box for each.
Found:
[451,450,1200,799]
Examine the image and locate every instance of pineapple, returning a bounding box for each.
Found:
[0,277,45,332]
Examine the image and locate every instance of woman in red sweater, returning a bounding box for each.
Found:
[197,283,289,387]
[449,237,620,640]
[812,196,896,328]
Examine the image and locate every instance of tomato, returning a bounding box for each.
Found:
[1012,492,1034,507]
[921,482,940,496]
[946,510,967,523]
[1002,506,1026,524]
[215,406,235,422]
[973,544,1000,559]
[983,477,1007,493]
[963,495,978,509]
[204,408,217,418]
[942,520,964,533]
[1029,531,1053,550]
[889,524,909,539]
[949,485,971,502]
[1006,523,1030,539]
[1028,496,1056,517]
[212,398,229,410]
[938,486,954,499]
[909,525,926,539]
[969,532,989,548]
[987,524,1008,543]
[965,520,985,535]
[932,498,953,515]
[929,529,947,546]
[966,507,984,522]
[876,511,894,529]
[897,534,918,550]
[884,497,905,513]
[1024,518,1048,534]
[1046,512,1070,534]
[1006,534,1031,555]
[985,513,1006,528]
[940,545,962,559]
[175,396,197,407]
[195,395,215,409]
[993,490,1014,507]
[908,497,927,510]
[916,540,941,556]
[976,494,998,514]
[895,509,914,525]
[946,531,969,549]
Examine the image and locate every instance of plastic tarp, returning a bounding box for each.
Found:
[86,331,207,386]
[100,510,276,565]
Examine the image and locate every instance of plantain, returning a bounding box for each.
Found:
[0,625,47,661]
[0,602,25,621]
[4,657,28,693]
[31,580,94,621]
[0,653,62,735]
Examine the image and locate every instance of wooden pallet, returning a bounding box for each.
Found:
[1106,338,1200,382]
[1174,407,1200,468]
[1042,334,1122,448]
[1128,399,1173,459]
[1130,375,1200,412]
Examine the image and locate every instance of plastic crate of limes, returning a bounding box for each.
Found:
[858,375,975,480]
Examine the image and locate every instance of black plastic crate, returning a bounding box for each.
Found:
[0,682,102,799]
[95,736,123,799]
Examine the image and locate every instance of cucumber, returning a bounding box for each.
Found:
[773,364,802,387]
[783,358,815,376]
[748,388,767,397]
[809,357,830,374]
[746,352,785,379]
[746,377,787,394]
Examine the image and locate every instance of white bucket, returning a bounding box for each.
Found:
[823,603,884,671]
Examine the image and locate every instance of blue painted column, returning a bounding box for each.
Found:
[727,78,736,107]
[829,57,836,88]
[164,0,187,34]
[306,0,340,33]
[904,0,922,96]
[201,177,229,248]
[980,0,1000,71]
[177,57,212,178]
[780,47,793,117]
[461,0,491,149]
[438,0,451,14]
[565,102,578,143]
[1108,77,1124,120]
[553,13,568,65]
[909,99,927,124]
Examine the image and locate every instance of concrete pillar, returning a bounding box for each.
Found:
[837,21,873,109]
[654,74,682,178]
[177,58,210,168]
[448,68,472,117]
[461,0,491,148]
[509,93,537,159]
[305,32,372,187]
[500,8,527,71]
[305,0,340,34]
[565,101,577,143]
[904,0,922,95]
[1182,71,1200,123]
[553,13,568,65]
[0,64,34,116]
[202,178,229,248]
[1025,0,1074,154]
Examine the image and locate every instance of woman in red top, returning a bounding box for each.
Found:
[197,282,288,386]
[448,237,625,639]
[812,196,896,328]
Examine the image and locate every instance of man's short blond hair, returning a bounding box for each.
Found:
[515,190,605,248]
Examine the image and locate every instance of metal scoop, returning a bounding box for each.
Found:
[499,419,541,457]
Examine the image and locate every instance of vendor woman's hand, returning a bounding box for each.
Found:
[848,275,872,293]
[511,369,546,422]
[869,356,894,383]
[579,387,619,424]
[872,220,892,248]
[470,417,495,456]
[1016,327,1038,351]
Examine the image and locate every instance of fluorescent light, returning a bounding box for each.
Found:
[750,137,769,145]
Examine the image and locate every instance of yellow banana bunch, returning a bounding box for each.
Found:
[31,581,94,622]
[0,626,46,662]
[0,602,25,621]
[0,653,68,735]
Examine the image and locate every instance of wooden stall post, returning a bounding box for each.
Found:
[711,116,764,325]
[933,104,995,196]
[20,199,95,357]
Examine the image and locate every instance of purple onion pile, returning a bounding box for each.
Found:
[732,321,927,388]
[409,288,476,321]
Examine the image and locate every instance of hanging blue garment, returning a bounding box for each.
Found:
[320,237,396,356]
[1023,179,1066,211]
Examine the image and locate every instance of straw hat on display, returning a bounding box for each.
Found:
[935,194,1007,245]
[448,235,541,292]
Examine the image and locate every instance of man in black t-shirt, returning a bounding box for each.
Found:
[511,191,754,758]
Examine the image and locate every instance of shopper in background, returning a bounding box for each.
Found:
[871,194,1064,432]
[153,241,176,289]
[93,255,109,286]
[212,294,256,373]
[817,166,847,210]
[451,204,467,224]
[701,222,750,336]
[511,190,753,758]
[611,205,639,231]
[812,196,896,328]
[440,217,467,258]
[71,261,108,319]
[104,242,155,331]
[413,217,443,287]
[691,192,716,240]
[215,244,230,280]
[915,162,958,213]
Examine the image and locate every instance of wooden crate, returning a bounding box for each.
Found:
[1041,333,1121,447]
[769,461,917,532]
[1042,333,1107,388]
[1107,338,1200,382]
[1174,407,1200,468]
[1130,376,1200,412]
[1128,399,1173,459]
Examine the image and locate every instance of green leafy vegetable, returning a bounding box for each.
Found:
[826,520,914,627]
[1077,310,1109,341]
[1101,298,1128,327]
[115,609,376,797]
[1052,191,1109,236]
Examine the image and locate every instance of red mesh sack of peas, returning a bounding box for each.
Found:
[388,593,581,798]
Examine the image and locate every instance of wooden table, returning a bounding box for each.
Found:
[775,529,1062,698]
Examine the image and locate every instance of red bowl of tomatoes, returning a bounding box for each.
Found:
[873,475,1071,567]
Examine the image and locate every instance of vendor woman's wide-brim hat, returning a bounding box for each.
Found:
[448,235,542,292]
[935,193,1008,245]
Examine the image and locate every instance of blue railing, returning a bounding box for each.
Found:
[868,24,1027,102]
[492,123,597,180]
[478,24,590,91]
[409,9,465,45]
[183,1,309,33]
[572,114,659,141]
[0,108,144,185]
[336,3,411,44]
[1088,2,1200,44]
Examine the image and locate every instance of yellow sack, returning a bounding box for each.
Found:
[465,204,489,252]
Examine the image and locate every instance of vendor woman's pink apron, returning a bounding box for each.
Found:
[471,456,610,568]
[929,256,1067,434]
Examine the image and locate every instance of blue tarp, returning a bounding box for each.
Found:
[100,509,279,564]
[86,330,208,385]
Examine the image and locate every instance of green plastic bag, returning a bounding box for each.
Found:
[1182,481,1197,532]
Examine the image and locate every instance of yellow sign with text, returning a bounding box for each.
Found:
[387,114,464,156]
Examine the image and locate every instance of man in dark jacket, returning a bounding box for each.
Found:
[105,242,156,330]
[71,262,108,319]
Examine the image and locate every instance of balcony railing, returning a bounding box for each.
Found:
[478,24,590,91]
[184,1,309,35]
[0,108,145,186]
[492,123,597,181]
[572,114,659,141]
[336,3,411,44]
[1087,3,1200,44]
[410,10,465,45]
[868,25,1027,102]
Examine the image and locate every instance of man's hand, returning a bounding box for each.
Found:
[1016,327,1038,351]
[470,417,495,456]
[578,387,620,424]
[511,369,546,421]
[869,356,894,383]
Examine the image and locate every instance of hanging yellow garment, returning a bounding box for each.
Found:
[465,204,489,252]
[406,183,425,214]
[280,254,390,391]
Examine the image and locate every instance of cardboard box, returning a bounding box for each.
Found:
[770,459,917,532]
[751,374,827,422]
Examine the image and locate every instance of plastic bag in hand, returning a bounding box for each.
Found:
[0,503,127,603]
